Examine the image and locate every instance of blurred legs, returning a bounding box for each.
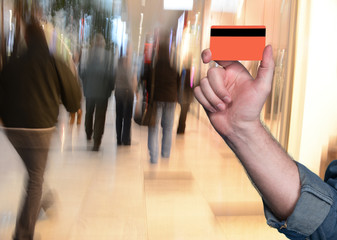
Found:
[148,102,176,163]
[6,128,53,240]
[161,102,176,158]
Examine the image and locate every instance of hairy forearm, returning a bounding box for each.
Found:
[224,121,301,220]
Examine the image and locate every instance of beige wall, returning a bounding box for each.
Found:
[289,0,337,173]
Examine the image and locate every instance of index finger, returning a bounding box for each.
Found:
[201,48,238,68]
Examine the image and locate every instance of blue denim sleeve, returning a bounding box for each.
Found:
[264,161,337,240]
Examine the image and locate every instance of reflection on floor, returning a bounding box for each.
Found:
[0,100,287,240]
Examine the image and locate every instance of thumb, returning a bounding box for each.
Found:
[255,45,275,93]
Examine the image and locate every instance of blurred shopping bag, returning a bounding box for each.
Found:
[133,83,145,125]
[133,81,156,127]
[141,101,156,127]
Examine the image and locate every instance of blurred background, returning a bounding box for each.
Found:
[1,0,337,239]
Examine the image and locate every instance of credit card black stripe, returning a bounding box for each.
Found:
[211,28,265,37]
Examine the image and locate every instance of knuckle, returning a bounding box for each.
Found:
[193,86,200,95]
[207,67,218,78]
[199,77,209,87]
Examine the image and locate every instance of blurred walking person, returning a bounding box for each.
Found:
[0,15,81,240]
[69,48,83,126]
[177,54,194,134]
[115,55,135,146]
[81,33,115,151]
[147,29,179,163]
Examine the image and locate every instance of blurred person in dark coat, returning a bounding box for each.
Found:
[81,33,114,151]
[114,55,135,146]
[0,17,81,240]
[147,29,179,164]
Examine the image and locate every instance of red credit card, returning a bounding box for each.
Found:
[210,26,266,61]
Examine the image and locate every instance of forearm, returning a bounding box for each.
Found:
[224,120,301,220]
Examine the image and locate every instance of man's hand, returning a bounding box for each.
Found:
[194,45,300,220]
[194,45,274,138]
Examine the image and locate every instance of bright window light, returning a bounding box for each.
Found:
[211,0,242,13]
[164,0,193,10]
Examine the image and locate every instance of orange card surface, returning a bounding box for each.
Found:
[210,26,266,61]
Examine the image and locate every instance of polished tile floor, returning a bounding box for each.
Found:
[0,99,287,240]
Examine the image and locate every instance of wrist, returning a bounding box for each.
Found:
[226,119,265,145]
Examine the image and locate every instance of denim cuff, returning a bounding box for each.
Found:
[264,162,333,237]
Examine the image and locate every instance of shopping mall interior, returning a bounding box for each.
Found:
[1,0,337,239]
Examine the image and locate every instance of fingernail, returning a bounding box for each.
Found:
[216,103,226,111]
[223,96,231,104]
